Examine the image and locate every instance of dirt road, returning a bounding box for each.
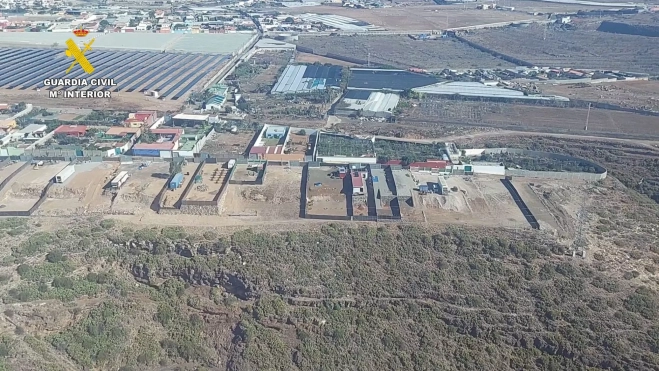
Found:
[375,130,659,149]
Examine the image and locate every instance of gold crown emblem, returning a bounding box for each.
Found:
[73,28,89,37]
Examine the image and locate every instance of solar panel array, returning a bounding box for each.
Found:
[0,47,229,100]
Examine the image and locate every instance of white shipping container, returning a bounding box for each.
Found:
[54,165,75,183]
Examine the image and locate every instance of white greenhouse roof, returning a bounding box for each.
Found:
[413,82,569,101]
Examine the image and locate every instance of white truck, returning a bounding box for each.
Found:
[110,171,130,189]
[227,159,236,169]
[54,165,75,183]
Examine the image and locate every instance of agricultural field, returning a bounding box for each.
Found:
[316,133,375,158]
[539,81,659,112]
[294,35,516,69]
[286,5,543,31]
[111,162,170,214]
[37,162,117,216]
[374,138,443,163]
[0,162,68,212]
[406,100,659,139]
[461,20,659,74]
[306,167,348,216]
[230,50,330,124]
[220,166,302,218]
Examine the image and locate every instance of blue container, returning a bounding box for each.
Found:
[169,173,184,189]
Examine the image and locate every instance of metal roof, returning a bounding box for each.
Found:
[413,82,570,101]
[271,65,341,94]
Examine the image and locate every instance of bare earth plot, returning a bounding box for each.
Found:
[38,162,117,216]
[202,131,255,158]
[409,100,659,138]
[294,35,516,69]
[161,162,199,208]
[220,166,302,219]
[295,52,358,67]
[462,20,659,74]
[0,162,68,212]
[286,5,542,31]
[513,179,583,237]
[539,81,659,112]
[0,88,181,112]
[112,162,170,214]
[186,164,229,202]
[306,167,347,217]
[412,174,529,227]
[231,163,263,182]
[0,162,25,181]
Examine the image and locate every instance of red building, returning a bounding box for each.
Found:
[53,125,87,137]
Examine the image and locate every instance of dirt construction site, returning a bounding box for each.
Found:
[305,167,348,217]
[0,162,68,212]
[110,162,170,214]
[220,166,303,219]
[37,162,118,216]
[185,163,230,202]
[408,174,529,228]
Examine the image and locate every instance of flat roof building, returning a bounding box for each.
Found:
[336,90,400,118]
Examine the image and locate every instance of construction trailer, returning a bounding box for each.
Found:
[54,164,75,183]
[110,171,130,189]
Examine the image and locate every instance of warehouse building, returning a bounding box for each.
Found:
[172,113,209,127]
[413,81,570,102]
[335,90,400,118]
[271,65,342,94]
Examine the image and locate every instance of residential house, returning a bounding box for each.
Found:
[351,171,365,195]
[265,125,286,139]
[53,125,87,137]
[124,111,157,128]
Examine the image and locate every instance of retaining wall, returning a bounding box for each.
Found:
[501,178,540,229]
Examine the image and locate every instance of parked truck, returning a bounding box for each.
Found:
[54,164,75,183]
[110,171,130,189]
[227,159,236,169]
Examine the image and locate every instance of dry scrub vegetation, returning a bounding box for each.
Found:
[0,210,658,370]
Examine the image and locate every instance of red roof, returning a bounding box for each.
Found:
[250,146,266,154]
[409,161,447,169]
[54,125,87,135]
[383,160,402,165]
[352,172,364,187]
[133,111,156,121]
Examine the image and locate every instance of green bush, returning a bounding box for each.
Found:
[49,303,127,369]
[46,251,66,263]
